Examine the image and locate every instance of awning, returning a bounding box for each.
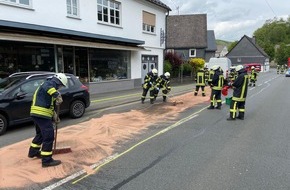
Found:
[0,32,148,51]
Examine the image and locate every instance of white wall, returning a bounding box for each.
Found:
[0,0,168,80]
[0,0,166,46]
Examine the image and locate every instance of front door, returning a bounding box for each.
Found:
[141,62,156,83]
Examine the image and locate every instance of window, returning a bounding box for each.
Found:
[89,49,130,82]
[0,0,32,8]
[189,49,196,57]
[97,0,120,25]
[67,0,79,17]
[142,11,156,34]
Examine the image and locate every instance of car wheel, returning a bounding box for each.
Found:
[0,114,8,136]
[69,100,85,118]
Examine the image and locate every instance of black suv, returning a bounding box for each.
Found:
[0,72,90,135]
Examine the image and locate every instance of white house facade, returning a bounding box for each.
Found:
[0,0,170,93]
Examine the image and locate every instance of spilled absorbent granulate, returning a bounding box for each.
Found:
[0,89,211,188]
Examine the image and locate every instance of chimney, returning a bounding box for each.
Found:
[252,36,256,44]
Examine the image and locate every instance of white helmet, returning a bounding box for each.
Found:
[152,68,158,76]
[211,65,220,71]
[164,72,170,78]
[54,73,68,87]
[251,66,255,69]
[235,65,244,72]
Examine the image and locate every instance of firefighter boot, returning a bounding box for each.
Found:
[215,102,222,110]
[227,112,236,120]
[141,97,145,104]
[150,98,154,104]
[202,93,206,97]
[163,96,167,102]
[42,159,61,168]
[237,112,244,120]
[194,92,197,96]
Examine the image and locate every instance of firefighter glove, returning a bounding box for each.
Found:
[55,94,63,105]
[53,111,60,124]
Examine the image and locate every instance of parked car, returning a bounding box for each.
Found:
[0,72,90,135]
[285,68,290,77]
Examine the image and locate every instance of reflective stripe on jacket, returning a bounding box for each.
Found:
[196,70,205,86]
[212,71,224,90]
[30,80,59,119]
[232,70,249,101]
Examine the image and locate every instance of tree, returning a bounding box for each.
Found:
[188,58,205,77]
[254,16,290,61]
[164,52,183,77]
[275,43,290,65]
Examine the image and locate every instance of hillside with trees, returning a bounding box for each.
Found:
[254,17,290,65]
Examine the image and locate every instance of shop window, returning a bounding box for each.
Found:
[0,0,32,8]
[97,0,120,26]
[89,49,130,82]
[67,0,80,18]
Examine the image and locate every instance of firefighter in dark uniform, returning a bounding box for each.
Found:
[207,68,214,86]
[141,68,158,104]
[28,73,67,167]
[204,66,209,86]
[194,68,206,96]
[208,65,224,110]
[155,72,171,102]
[277,65,280,74]
[228,66,237,84]
[227,65,249,120]
[249,66,258,87]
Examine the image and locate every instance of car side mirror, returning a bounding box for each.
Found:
[15,91,27,99]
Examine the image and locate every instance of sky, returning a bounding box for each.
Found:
[161,0,289,42]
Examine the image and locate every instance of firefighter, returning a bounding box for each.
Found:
[281,64,285,74]
[204,66,209,86]
[277,65,280,74]
[194,68,206,96]
[249,66,258,87]
[208,65,224,110]
[228,66,237,84]
[155,72,171,102]
[28,73,67,167]
[207,68,215,86]
[141,68,158,104]
[227,65,249,120]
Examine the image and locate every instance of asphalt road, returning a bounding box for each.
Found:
[37,70,290,190]
[0,82,193,147]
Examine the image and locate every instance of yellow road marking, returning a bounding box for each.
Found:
[72,105,208,184]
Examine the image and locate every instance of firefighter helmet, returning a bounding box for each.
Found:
[152,68,158,76]
[164,72,170,78]
[235,65,244,72]
[54,73,68,87]
[251,66,255,69]
[212,65,220,71]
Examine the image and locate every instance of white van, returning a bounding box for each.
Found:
[206,57,232,78]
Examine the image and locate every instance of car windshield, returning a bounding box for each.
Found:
[0,76,24,93]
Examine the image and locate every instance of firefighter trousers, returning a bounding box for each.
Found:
[229,100,245,119]
[28,116,55,163]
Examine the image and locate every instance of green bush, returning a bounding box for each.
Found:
[164,60,172,73]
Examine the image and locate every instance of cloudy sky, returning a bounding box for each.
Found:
[161,0,289,42]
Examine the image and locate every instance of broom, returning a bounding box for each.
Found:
[53,105,72,154]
